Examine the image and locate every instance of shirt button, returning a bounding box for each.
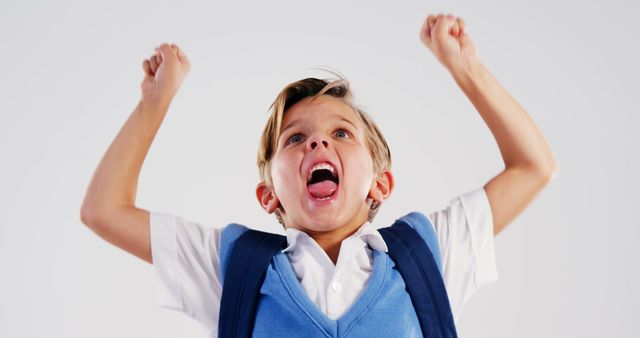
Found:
[331,280,342,293]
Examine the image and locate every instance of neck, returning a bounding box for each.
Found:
[299,211,370,265]
[309,227,358,264]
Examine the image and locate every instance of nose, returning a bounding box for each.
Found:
[307,134,329,151]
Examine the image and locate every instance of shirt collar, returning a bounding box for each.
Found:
[282,221,388,253]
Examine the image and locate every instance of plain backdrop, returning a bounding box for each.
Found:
[1,0,638,337]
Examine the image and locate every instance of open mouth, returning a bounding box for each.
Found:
[306,162,339,200]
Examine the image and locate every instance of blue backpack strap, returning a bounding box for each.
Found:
[378,212,458,338]
[218,227,287,338]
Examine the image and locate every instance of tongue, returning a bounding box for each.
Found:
[307,180,338,198]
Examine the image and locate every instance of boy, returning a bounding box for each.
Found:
[80,13,558,337]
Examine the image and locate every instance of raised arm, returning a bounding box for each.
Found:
[420,14,559,236]
[80,43,191,263]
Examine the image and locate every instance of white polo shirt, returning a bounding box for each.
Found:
[150,187,498,337]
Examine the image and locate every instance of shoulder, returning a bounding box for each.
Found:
[219,224,287,281]
[218,223,251,279]
[389,211,439,246]
[398,211,435,233]
[220,223,251,246]
[393,211,439,248]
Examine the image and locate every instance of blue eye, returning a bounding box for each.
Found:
[335,129,350,138]
[286,134,304,145]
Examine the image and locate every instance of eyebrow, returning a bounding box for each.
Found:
[280,116,359,136]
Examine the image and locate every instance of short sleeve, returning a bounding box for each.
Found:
[426,187,498,323]
[149,211,224,336]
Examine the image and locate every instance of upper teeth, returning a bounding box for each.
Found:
[311,163,335,175]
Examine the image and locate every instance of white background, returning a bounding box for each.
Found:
[1,0,638,337]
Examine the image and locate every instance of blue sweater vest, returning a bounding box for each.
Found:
[219,212,454,337]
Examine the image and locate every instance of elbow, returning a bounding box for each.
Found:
[80,203,100,228]
[513,159,559,185]
[80,192,131,228]
[543,156,560,181]
[80,200,111,229]
[547,165,559,181]
[536,160,559,183]
[80,202,134,230]
[533,151,560,182]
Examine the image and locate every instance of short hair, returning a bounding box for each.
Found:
[257,70,392,224]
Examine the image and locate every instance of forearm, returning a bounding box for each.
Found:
[81,98,171,220]
[450,58,558,174]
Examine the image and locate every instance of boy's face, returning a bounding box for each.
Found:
[256,95,393,234]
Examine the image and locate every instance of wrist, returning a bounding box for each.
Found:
[449,56,490,92]
[138,96,171,115]
[140,94,172,112]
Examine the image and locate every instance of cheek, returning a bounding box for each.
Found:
[347,151,375,192]
[270,155,300,197]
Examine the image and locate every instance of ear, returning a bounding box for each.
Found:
[256,182,280,214]
[368,170,394,204]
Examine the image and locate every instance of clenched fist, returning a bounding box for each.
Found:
[141,43,191,103]
[419,14,478,73]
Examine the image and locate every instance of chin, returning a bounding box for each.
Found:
[296,213,344,233]
[298,204,368,234]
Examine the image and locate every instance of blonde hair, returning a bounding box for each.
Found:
[257,70,391,224]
